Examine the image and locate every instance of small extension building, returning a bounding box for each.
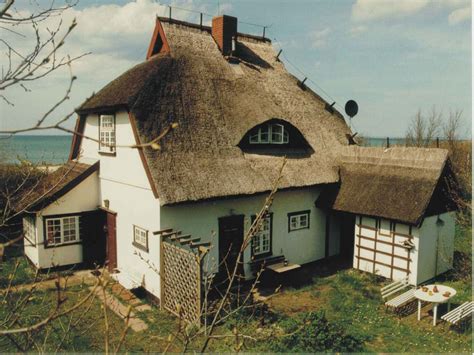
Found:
[19,15,457,299]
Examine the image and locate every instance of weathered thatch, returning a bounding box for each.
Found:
[78,18,351,205]
[14,161,99,213]
[76,18,455,221]
[316,147,453,225]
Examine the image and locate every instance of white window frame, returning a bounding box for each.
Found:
[133,225,148,252]
[24,215,36,244]
[99,114,116,153]
[45,215,80,247]
[251,215,272,257]
[288,211,310,232]
[249,123,289,145]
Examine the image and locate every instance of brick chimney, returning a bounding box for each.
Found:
[212,15,237,56]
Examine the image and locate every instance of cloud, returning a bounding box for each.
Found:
[352,0,472,23]
[448,6,471,25]
[310,28,330,48]
[352,0,429,22]
[350,25,368,36]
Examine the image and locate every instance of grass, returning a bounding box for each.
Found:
[266,225,473,353]
[0,226,472,352]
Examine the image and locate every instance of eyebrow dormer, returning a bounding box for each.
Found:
[238,119,312,155]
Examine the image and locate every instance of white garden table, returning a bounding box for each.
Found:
[414,285,456,326]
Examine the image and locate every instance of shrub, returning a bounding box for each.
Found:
[270,311,365,352]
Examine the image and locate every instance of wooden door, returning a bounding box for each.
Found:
[105,211,117,271]
[81,210,106,267]
[340,213,356,258]
[218,215,244,282]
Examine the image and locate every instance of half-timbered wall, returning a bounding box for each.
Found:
[353,212,455,285]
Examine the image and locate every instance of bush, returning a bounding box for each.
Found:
[270,311,365,352]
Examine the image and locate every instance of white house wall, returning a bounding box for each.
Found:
[416,212,455,285]
[33,172,101,269]
[79,110,162,298]
[161,187,333,278]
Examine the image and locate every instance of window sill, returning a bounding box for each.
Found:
[289,226,310,232]
[98,150,116,156]
[133,241,149,253]
[251,251,272,261]
[44,240,82,249]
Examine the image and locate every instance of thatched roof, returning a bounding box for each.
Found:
[75,18,455,222]
[77,18,351,205]
[316,147,454,225]
[14,161,99,213]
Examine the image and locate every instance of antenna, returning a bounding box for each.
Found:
[344,100,358,130]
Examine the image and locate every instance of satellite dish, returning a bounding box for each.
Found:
[345,100,358,118]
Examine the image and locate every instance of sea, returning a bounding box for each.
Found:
[0,135,406,165]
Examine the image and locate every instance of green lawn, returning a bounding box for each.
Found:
[0,226,471,352]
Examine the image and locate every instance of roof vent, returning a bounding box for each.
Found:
[212,15,237,56]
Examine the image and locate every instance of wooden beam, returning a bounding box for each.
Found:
[355,255,410,274]
[181,238,201,245]
[153,228,173,236]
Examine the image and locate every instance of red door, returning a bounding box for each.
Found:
[105,212,117,271]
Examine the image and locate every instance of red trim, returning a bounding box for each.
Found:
[69,115,86,161]
[128,112,159,199]
[146,18,170,59]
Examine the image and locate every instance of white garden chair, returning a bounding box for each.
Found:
[381,276,416,312]
[441,301,473,326]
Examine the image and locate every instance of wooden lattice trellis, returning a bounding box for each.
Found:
[158,229,209,324]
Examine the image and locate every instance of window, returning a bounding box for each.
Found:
[288,211,310,232]
[133,225,148,252]
[24,216,36,244]
[251,215,272,257]
[249,123,289,144]
[45,216,80,246]
[99,115,116,153]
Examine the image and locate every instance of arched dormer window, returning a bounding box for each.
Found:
[239,119,312,156]
[249,123,289,144]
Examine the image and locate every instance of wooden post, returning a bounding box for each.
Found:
[200,13,203,29]
[159,235,165,310]
[263,26,266,39]
[169,6,172,20]
[436,137,439,148]
[276,49,282,61]
[386,137,390,148]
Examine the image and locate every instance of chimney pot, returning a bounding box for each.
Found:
[212,15,238,56]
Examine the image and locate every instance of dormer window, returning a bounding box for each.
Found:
[239,119,313,156]
[249,123,289,144]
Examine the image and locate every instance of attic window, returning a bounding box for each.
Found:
[239,119,312,155]
[249,123,289,144]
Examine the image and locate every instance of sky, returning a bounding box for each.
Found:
[0,0,471,138]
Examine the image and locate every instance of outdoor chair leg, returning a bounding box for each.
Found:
[417,300,421,321]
